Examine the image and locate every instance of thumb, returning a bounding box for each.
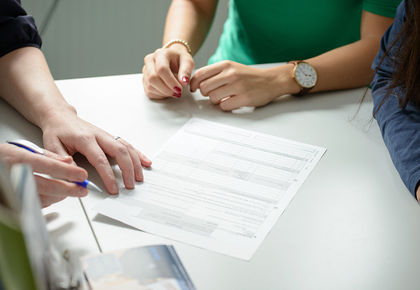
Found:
[43,148,74,165]
[178,53,194,87]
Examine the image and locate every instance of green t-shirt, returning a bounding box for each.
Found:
[208,0,400,65]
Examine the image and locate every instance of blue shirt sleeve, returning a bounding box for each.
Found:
[371,1,420,199]
[0,0,42,57]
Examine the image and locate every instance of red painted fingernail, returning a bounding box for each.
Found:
[172,93,181,98]
[174,86,182,93]
[182,76,189,84]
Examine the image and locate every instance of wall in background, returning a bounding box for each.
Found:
[23,0,229,80]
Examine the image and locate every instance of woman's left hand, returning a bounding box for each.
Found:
[190,61,300,111]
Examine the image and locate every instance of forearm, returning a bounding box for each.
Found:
[0,47,75,130]
[163,0,218,55]
[372,83,420,199]
[305,10,394,93]
[305,37,379,93]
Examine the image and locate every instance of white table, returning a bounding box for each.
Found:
[1,67,420,290]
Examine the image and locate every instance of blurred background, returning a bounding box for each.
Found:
[23,0,229,80]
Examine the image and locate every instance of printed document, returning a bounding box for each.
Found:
[94,118,326,260]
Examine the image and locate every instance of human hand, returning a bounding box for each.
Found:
[142,44,194,99]
[417,186,420,203]
[190,61,301,111]
[0,143,88,208]
[40,110,152,195]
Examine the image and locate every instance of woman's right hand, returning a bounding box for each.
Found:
[0,143,88,208]
[142,43,194,99]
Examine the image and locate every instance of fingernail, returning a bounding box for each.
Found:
[60,155,72,162]
[112,184,119,194]
[174,86,182,93]
[182,76,189,84]
[172,93,181,98]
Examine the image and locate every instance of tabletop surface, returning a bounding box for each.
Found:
[1,65,420,290]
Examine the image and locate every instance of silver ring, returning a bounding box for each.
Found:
[114,136,121,141]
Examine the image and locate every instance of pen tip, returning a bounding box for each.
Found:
[89,182,103,193]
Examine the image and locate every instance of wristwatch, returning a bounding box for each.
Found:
[288,61,317,96]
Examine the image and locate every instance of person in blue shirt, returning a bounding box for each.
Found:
[0,0,151,207]
[371,0,420,200]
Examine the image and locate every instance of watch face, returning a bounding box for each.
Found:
[294,62,317,88]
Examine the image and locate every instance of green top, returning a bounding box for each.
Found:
[208,0,400,65]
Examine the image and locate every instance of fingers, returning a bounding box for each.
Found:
[36,174,88,208]
[138,151,152,168]
[96,136,141,191]
[178,53,194,86]
[219,95,249,111]
[43,134,70,156]
[74,138,119,194]
[98,137,134,189]
[117,138,145,182]
[143,57,177,98]
[208,85,237,104]
[143,48,193,99]
[43,135,76,165]
[78,133,151,193]
[143,47,195,98]
[199,73,230,97]
[191,61,232,92]
[155,52,183,96]
[27,153,87,182]
[41,116,152,194]
[43,149,74,165]
[35,175,88,198]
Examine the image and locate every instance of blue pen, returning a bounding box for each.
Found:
[7,139,102,192]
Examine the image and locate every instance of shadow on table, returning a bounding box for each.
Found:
[92,214,141,231]
[150,86,369,122]
[44,212,77,240]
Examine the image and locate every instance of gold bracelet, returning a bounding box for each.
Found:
[163,39,192,54]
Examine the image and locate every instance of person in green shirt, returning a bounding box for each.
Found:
[142,0,399,111]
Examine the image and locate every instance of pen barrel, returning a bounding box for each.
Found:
[73,180,88,188]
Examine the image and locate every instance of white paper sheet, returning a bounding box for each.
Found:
[94,118,326,260]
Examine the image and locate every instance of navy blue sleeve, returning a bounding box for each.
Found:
[0,0,42,57]
[371,1,420,198]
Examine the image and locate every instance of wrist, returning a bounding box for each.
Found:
[166,43,190,54]
[265,63,301,97]
[38,103,77,130]
[163,39,192,54]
